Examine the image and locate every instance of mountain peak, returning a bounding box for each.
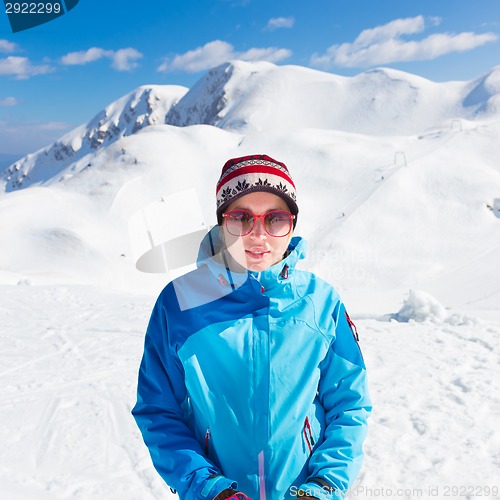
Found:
[165,60,276,130]
[2,84,187,191]
[463,65,500,112]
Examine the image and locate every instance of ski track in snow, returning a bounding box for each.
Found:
[0,285,174,500]
[0,285,499,500]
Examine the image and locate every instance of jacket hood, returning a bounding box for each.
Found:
[196,225,307,288]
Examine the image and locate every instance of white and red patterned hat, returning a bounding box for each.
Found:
[216,154,298,225]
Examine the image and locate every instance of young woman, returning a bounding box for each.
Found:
[132,155,371,500]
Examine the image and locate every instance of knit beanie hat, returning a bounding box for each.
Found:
[216,154,298,226]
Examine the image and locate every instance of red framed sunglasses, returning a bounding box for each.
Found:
[222,209,295,237]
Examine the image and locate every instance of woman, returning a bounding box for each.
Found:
[132,154,371,500]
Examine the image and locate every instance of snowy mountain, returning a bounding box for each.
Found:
[3,61,500,193]
[166,61,500,133]
[0,60,499,311]
[1,84,187,191]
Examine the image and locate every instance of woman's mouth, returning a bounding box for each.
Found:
[246,249,270,259]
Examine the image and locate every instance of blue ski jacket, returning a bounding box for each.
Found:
[132,227,371,500]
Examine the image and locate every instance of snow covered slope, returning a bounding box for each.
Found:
[3,61,500,193]
[166,61,500,134]
[0,60,499,312]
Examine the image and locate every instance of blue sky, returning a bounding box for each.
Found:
[0,0,499,157]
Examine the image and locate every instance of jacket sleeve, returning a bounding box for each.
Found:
[131,290,237,500]
[298,301,372,500]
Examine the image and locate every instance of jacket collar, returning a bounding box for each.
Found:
[196,226,307,290]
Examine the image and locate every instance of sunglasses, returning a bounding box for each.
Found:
[222,209,295,237]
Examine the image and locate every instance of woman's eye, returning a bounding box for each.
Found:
[268,214,286,224]
[231,213,252,223]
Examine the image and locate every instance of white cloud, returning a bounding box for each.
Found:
[265,17,294,31]
[311,15,498,68]
[0,39,18,53]
[111,48,143,71]
[158,41,234,73]
[158,40,292,73]
[61,47,143,71]
[60,47,113,65]
[0,40,53,79]
[0,56,53,79]
[353,16,426,47]
[0,96,19,106]
[238,47,292,63]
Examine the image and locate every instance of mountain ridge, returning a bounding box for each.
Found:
[2,61,500,193]
[1,84,187,191]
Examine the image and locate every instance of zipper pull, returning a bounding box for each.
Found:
[304,416,315,455]
[204,428,210,456]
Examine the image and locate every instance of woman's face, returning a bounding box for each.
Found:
[221,191,293,272]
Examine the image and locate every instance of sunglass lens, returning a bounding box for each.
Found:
[264,211,292,236]
[226,211,254,235]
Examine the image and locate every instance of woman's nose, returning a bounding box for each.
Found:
[250,217,267,237]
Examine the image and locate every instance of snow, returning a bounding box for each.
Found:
[0,60,499,498]
[387,289,480,325]
[391,290,448,323]
[359,317,500,499]
[1,284,498,499]
[164,61,500,135]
